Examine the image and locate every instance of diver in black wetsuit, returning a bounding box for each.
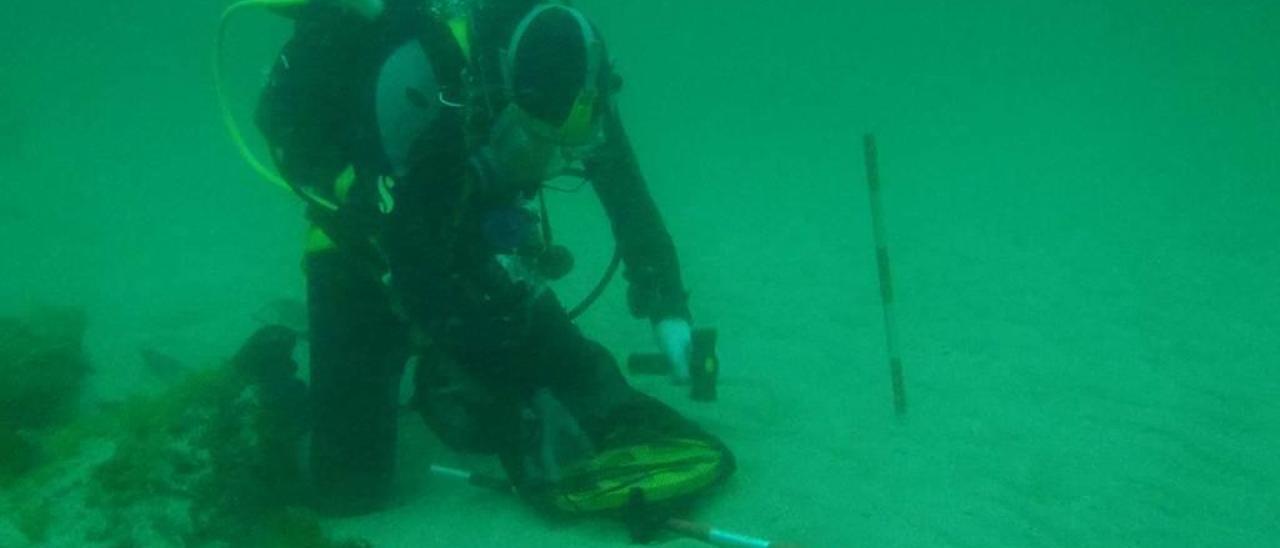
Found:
[254,0,733,517]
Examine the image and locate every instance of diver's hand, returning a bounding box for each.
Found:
[333,0,384,19]
[654,317,693,385]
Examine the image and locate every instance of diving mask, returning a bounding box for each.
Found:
[473,101,602,198]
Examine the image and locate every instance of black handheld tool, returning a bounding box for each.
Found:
[627,328,719,402]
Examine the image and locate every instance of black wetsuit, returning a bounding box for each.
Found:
[256,0,730,516]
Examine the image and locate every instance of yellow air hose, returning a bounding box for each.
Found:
[214,0,307,193]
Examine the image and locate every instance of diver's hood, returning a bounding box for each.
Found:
[503,3,610,146]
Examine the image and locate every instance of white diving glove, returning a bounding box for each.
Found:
[654,317,693,385]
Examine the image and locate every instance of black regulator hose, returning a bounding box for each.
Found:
[538,186,622,321]
[567,246,622,321]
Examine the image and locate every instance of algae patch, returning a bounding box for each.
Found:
[0,314,366,547]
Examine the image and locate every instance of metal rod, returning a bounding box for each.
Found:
[863,134,908,417]
[666,518,803,548]
[428,465,802,547]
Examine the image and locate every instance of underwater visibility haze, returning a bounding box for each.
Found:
[1,0,1278,546]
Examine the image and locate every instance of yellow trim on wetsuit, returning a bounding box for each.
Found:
[305,224,337,254]
[446,17,473,62]
[333,165,357,205]
[558,87,599,146]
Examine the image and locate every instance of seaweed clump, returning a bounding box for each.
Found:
[0,306,90,485]
[1,324,367,548]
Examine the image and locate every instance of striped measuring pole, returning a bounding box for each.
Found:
[863,134,908,417]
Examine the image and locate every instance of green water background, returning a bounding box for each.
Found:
[1,1,1277,545]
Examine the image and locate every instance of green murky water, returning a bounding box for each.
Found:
[2,1,1277,546]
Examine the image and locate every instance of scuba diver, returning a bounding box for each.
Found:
[246,0,734,519]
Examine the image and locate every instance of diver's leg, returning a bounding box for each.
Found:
[492,292,736,492]
[306,248,408,516]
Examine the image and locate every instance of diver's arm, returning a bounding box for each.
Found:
[584,103,692,323]
[266,0,384,20]
[333,0,384,19]
[254,0,374,197]
[253,0,393,241]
